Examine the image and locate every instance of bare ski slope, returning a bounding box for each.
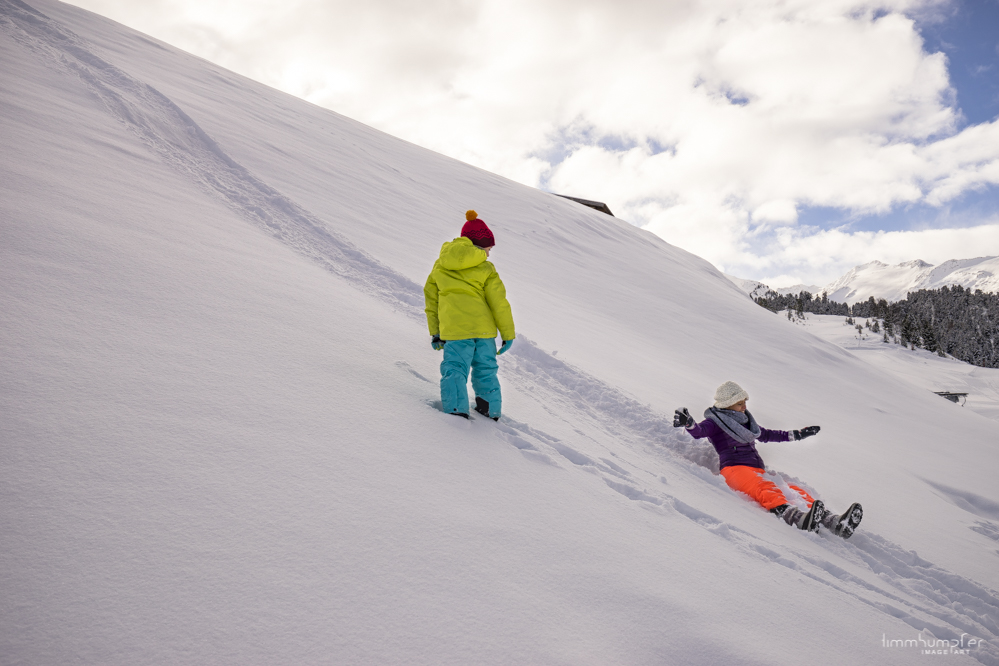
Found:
[2,1,998,663]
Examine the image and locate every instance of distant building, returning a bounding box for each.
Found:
[554,194,614,217]
[933,391,967,405]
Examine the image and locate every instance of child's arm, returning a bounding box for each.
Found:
[673,408,715,439]
[484,270,515,341]
[424,273,440,336]
[686,420,716,439]
[759,425,820,442]
[758,427,792,442]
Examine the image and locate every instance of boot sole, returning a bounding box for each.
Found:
[801,500,824,532]
[837,503,863,539]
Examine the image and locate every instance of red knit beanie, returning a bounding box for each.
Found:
[460,209,495,248]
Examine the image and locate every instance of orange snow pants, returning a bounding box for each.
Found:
[720,466,815,511]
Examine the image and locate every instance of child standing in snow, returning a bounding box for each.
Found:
[674,381,862,537]
[424,210,515,420]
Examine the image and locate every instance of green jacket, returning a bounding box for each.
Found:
[424,237,515,341]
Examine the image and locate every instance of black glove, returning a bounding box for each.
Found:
[673,408,694,428]
[793,426,820,440]
[431,335,446,351]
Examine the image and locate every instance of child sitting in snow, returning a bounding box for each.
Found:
[424,210,515,420]
[673,381,862,538]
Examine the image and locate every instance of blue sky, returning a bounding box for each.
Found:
[804,0,999,240]
[922,0,999,127]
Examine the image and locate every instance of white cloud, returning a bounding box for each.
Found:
[717,221,999,286]
[752,200,798,224]
[63,0,999,285]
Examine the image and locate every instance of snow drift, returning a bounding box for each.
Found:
[2,1,998,664]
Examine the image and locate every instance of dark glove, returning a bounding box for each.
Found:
[673,408,694,428]
[431,335,446,351]
[793,426,820,440]
[497,339,514,355]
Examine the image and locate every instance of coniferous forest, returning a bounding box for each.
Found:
[753,285,999,368]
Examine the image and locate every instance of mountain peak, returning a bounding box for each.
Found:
[732,256,999,304]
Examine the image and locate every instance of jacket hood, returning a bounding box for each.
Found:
[438,237,488,271]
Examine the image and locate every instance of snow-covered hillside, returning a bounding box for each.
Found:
[2,1,999,664]
[724,274,821,300]
[731,257,999,305]
[782,314,999,423]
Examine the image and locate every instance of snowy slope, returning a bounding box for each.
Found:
[732,258,999,305]
[793,314,999,423]
[2,1,999,664]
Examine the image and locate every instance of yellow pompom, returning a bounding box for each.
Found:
[465,209,478,221]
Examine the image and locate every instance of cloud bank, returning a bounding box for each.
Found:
[65,0,999,284]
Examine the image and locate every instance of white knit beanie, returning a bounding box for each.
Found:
[714,381,749,409]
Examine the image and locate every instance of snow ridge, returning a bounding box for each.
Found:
[1,0,422,312]
[0,0,738,483]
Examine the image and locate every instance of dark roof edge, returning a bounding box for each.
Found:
[553,194,614,217]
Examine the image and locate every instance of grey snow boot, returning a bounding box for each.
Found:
[776,500,825,532]
[820,502,863,539]
[798,500,825,532]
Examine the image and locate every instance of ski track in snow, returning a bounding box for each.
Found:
[0,0,422,315]
[5,1,998,661]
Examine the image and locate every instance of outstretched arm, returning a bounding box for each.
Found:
[675,409,716,439]
[758,425,820,442]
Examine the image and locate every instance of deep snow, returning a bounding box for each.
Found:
[793,313,999,423]
[2,1,998,664]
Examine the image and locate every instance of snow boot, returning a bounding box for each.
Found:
[775,500,824,532]
[772,504,804,528]
[821,502,863,539]
[797,500,825,532]
[450,412,469,419]
[474,396,499,421]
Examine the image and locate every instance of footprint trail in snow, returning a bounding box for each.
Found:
[4,2,995,662]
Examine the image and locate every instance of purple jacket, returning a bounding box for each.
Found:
[687,419,792,470]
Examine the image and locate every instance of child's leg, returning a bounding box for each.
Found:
[788,485,816,508]
[470,338,501,417]
[719,466,790,510]
[440,339,475,415]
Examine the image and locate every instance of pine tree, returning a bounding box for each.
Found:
[745,282,998,368]
[900,316,917,348]
[921,318,938,352]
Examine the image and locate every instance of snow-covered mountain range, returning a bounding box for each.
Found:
[730,257,999,305]
[2,1,998,664]
[724,274,822,300]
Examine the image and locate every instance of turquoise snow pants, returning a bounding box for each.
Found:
[440,338,501,417]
